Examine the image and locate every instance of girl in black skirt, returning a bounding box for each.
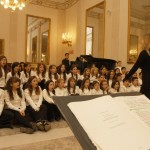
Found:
[43,80,61,121]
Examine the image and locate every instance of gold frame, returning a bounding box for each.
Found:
[85,0,106,58]
[0,39,5,55]
[41,30,49,64]
[25,14,51,64]
[127,0,139,64]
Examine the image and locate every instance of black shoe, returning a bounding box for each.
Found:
[55,116,61,121]
[0,124,13,129]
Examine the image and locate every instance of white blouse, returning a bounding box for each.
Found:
[90,89,103,95]
[67,73,81,81]
[6,72,20,83]
[45,72,60,83]
[20,70,36,84]
[4,90,26,112]
[42,89,54,104]
[120,85,130,93]
[129,85,141,92]
[0,68,6,87]
[0,89,4,116]
[109,88,119,94]
[79,88,91,95]
[24,87,43,111]
[55,87,68,96]
[67,86,80,95]
[35,72,47,81]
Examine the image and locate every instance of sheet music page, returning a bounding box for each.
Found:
[113,95,150,129]
[68,95,150,150]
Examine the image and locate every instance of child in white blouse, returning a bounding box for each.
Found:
[57,64,67,87]
[46,65,59,84]
[100,80,109,95]
[80,68,91,80]
[91,81,103,95]
[35,63,47,90]
[90,67,99,83]
[20,63,35,89]
[67,77,80,95]
[0,89,14,128]
[79,78,91,95]
[6,62,20,83]
[43,80,61,121]
[0,55,9,89]
[5,77,36,133]
[129,77,141,92]
[24,76,50,132]
[55,79,68,96]
[109,80,120,94]
[67,64,81,82]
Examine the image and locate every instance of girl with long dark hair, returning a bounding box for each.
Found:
[79,78,91,95]
[0,55,9,89]
[0,89,14,128]
[4,77,36,133]
[35,63,47,90]
[43,80,61,121]
[24,76,50,132]
[67,77,79,95]
[6,62,20,82]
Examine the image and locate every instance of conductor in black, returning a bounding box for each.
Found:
[124,34,150,99]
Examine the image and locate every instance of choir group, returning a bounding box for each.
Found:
[0,55,142,134]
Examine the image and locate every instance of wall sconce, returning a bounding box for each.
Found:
[62,32,72,47]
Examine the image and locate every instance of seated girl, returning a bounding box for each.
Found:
[0,88,14,128]
[67,77,80,96]
[55,79,68,96]
[79,78,91,95]
[24,76,50,132]
[91,81,103,95]
[4,77,36,133]
[109,80,120,94]
[42,80,61,121]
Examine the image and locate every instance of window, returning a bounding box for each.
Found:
[86,27,93,55]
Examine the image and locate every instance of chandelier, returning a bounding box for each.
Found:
[0,0,27,11]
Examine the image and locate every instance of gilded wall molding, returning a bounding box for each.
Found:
[30,0,79,10]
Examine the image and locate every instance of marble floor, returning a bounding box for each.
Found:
[0,120,82,150]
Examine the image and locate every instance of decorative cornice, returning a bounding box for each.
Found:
[30,0,79,10]
[131,8,150,22]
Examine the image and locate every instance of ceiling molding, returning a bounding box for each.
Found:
[30,0,79,10]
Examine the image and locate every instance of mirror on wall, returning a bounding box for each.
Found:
[0,39,4,55]
[26,15,50,64]
[128,0,150,63]
[85,1,105,58]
